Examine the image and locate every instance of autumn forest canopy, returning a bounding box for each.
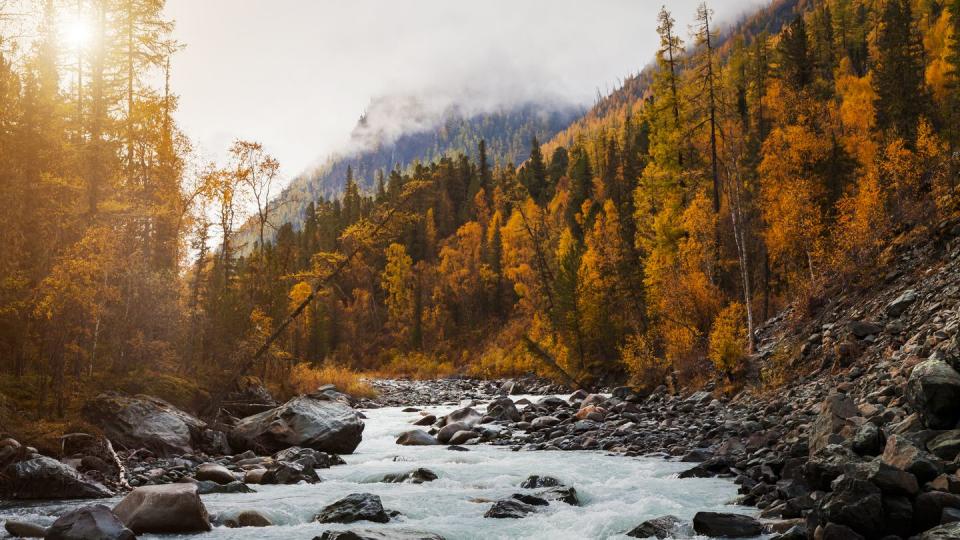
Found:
[1,0,959,435]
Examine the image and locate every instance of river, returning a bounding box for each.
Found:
[1,395,762,539]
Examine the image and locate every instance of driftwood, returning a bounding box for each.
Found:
[522,335,592,392]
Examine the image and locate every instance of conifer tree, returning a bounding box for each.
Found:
[873,0,928,142]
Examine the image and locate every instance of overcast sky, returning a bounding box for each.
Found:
[163,0,769,181]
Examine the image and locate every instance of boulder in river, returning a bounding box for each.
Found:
[112,483,211,534]
[46,504,135,540]
[0,456,112,499]
[519,475,562,488]
[691,512,763,537]
[396,430,439,446]
[83,392,215,457]
[442,407,482,428]
[230,394,365,454]
[483,498,537,518]
[314,493,390,524]
[626,514,685,538]
[315,529,445,540]
[379,468,438,484]
[437,421,469,444]
[486,396,520,422]
[3,520,46,538]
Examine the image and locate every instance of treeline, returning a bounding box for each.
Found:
[2,0,960,431]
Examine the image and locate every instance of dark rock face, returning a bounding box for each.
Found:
[112,483,211,534]
[886,289,918,317]
[231,394,364,454]
[314,529,445,540]
[851,422,884,456]
[906,360,960,429]
[928,430,960,461]
[395,430,439,446]
[314,493,390,524]
[626,514,683,538]
[0,456,112,499]
[483,498,537,518]
[691,512,763,537]
[83,393,212,457]
[45,504,135,540]
[881,435,943,483]
[380,468,438,484]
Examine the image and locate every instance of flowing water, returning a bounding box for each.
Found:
[1,396,763,539]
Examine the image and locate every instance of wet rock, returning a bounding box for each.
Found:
[447,430,478,445]
[3,520,46,538]
[46,505,134,540]
[816,522,865,540]
[315,529,445,540]
[691,512,763,537]
[536,486,579,506]
[920,523,960,539]
[113,483,210,534]
[812,477,883,538]
[519,475,562,488]
[530,416,560,429]
[851,423,884,456]
[195,462,235,484]
[510,493,548,506]
[906,360,960,429]
[260,460,318,484]
[437,422,469,444]
[230,394,365,455]
[396,430,439,446]
[380,468,438,484]
[194,479,255,494]
[224,509,272,527]
[314,493,390,524]
[625,514,683,538]
[483,499,537,518]
[83,393,210,457]
[486,397,520,422]
[412,415,436,426]
[0,456,112,499]
[443,407,483,428]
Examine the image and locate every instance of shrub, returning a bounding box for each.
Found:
[620,334,671,393]
[376,351,457,380]
[286,363,377,399]
[708,302,749,380]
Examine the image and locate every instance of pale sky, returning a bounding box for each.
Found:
[163,0,769,183]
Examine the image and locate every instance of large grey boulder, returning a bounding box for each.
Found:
[113,483,210,534]
[231,394,364,454]
[442,407,482,428]
[46,505,135,540]
[82,393,210,457]
[906,360,960,429]
[486,397,520,422]
[626,515,684,538]
[0,456,112,499]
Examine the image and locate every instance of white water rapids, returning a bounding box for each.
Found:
[1,395,763,539]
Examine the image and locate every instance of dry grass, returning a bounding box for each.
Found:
[287,363,377,399]
[373,352,457,380]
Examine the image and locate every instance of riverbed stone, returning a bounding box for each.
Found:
[396,429,439,446]
[380,468,438,484]
[0,456,112,499]
[314,493,390,524]
[230,394,365,454]
[3,520,46,538]
[82,392,210,457]
[483,498,537,518]
[46,504,135,540]
[626,514,683,538]
[315,529,445,540]
[692,512,762,537]
[112,483,210,534]
[195,462,235,484]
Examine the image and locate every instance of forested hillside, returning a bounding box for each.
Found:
[254,99,581,245]
[1,0,959,444]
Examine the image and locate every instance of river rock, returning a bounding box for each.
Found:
[396,430,438,446]
[906,360,960,429]
[443,407,482,428]
[3,520,46,538]
[195,462,235,484]
[113,483,210,534]
[882,434,943,482]
[626,514,683,538]
[486,397,520,422]
[1,456,112,499]
[483,498,537,518]
[437,421,469,444]
[314,529,445,540]
[194,479,255,494]
[231,394,364,454]
[223,509,273,527]
[448,430,478,445]
[380,468,438,484]
[83,393,209,457]
[691,512,762,537]
[920,522,960,539]
[260,460,319,484]
[412,415,436,426]
[537,486,579,505]
[314,493,390,524]
[811,477,883,538]
[46,504,135,540]
[886,289,918,317]
[519,475,562,488]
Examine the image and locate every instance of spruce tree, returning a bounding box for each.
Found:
[873,0,928,142]
[777,15,813,91]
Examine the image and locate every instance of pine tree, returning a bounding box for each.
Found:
[873,0,928,142]
[777,15,813,91]
[692,2,722,214]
